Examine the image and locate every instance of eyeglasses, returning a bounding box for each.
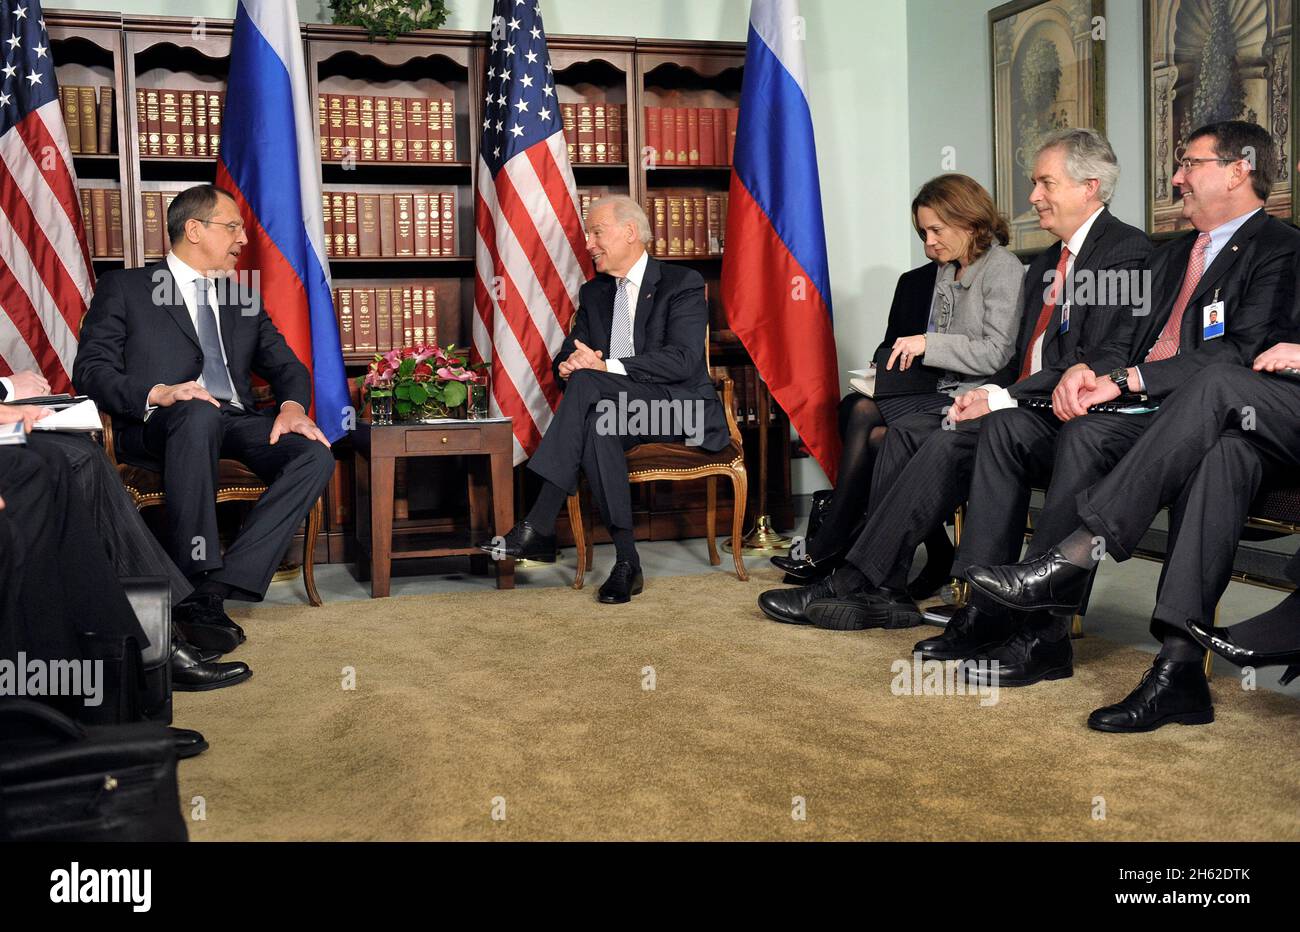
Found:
[1173,153,1241,172]
[197,219,245,235]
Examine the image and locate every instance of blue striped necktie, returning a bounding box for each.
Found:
[610,277,633,359]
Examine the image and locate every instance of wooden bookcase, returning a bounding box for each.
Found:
[44,9,794,566]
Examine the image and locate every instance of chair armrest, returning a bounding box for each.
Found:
[97,411,119,467]
[712,375,743,448]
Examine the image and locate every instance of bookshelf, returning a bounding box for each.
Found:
[44,9,794,563]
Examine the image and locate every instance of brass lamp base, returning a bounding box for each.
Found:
[722,514,792,555]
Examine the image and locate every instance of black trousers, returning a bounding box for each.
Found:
[527,369,689,532]
[118,401,335,600]
[845,410,979,588]
[29,432,191,607]
[1076,364,1300,634]
[0,444,148,666]
[953,405,1151,577]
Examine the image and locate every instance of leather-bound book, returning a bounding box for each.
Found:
[331,192,346,256]
[142,192,164,258]
[195,91,208,158]
[593,102,607,164]
[652,195,667,256]
[328,94,345,160]
[699,108,715,166]
[97,87,113,155]
[439,192,455,257]
[134,89,147,156]
[179,91,195,157]
[376,287,391,350]
[408,98,427,162]
[79,188,95,256]
[692,195,706,257]
[674,108,688,165]
[576,102,593,163]
[667,195,684,257]
[660,107,676,165]
[207,91,223,157]
[353,288,375,352]
[375,96,390,161]
[107,189,124,257]
[413,194,431,257]
[390,96,407,161]
[358,194,380,257]
[607,103,623,163]
[423,287,438,346]
[725,108,738,164]
[159,88,180,157]
[561,103,577,163]
[686,107,700,166]
[344,192,359,257]
[78,86,97,155]
[337,288,355,352]
[395,194,414,256]
[359,95,375,162]
[145,88,161,156]
[379,194,396,256]
[440,98,454,162]
[412,287,425,344]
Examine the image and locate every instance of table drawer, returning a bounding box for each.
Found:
[405,429,481,453]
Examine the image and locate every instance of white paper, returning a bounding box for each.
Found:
[31,398,102,432]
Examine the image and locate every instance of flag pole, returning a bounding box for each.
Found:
[724,377,791,554]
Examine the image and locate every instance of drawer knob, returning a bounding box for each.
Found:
[441,436,448,444]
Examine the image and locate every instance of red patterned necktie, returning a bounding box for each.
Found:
[1146,232,1211,363]
[1018,245,1070,381]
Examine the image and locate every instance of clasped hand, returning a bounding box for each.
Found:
[557,340,607,379]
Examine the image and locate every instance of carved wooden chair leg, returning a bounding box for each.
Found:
[303,497,324,607]
[729,467,748,581]
[705,475,720,566]
[567,493,586,590]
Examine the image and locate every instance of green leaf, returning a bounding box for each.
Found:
[395,400,412,417]
[409,383,429,405]
[443,380,467,408]
[398,357,417,378]
[395,384,411,400]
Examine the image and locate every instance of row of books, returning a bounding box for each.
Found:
[334,285,441,354]
[559,102,626,165]
[644,193,729,258]
[710,365,776,427]
[133,88,224,159]
[322,191,458,259]
[77,187,124,258]
[60,85,115,155]
[320,94,457,164]
[645,107,739,167]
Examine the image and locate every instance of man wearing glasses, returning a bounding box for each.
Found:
[953,121,1300,699]
[75,184,335,649]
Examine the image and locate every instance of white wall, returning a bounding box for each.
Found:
[51,0,915,495]
[905,0,1146,265]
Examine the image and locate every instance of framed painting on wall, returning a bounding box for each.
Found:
[1145,0,1295,235]
[990,0,1106,255]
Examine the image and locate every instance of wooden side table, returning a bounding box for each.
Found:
[352,419,516,597]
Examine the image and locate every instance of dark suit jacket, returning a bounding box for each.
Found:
[73,261,311,434]
[1131,209,1300,399]
[875,261,940,354]
[555,256,730,452]
[1001,208,1153,398]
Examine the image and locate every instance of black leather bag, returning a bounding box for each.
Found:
[0,699,188,842]
[122,576,173,723]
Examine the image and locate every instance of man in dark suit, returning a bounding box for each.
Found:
[479,195,729,603]
[964,121,1300,695]
[758,129,1152,640]
[73,184,336,647]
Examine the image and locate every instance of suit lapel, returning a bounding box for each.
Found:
[161,265,202,349]
[632,256,661,352]
[1186,209,1267,310]
[1045,211,1110,356]
[217,281,240,381]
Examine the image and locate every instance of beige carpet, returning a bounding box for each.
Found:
[175,569,1300,841]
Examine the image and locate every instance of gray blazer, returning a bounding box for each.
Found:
[922,241,1025,394]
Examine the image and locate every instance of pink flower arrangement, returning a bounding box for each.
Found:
[357,343,486,420]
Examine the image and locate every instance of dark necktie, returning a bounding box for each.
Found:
[195,278,235,402]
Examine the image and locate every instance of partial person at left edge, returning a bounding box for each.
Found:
[73,183,336,647]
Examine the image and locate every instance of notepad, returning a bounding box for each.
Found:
[31,398,102,433]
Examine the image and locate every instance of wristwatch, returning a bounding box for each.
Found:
[1109,367,1129,393]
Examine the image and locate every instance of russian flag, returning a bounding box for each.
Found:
[722,0,841,482]
[216,0,349,442]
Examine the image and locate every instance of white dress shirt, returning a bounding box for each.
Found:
[984,206,1106,410]
[603,249,649,377]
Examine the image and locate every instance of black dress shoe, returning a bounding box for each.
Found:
[169,726,209,760]
[913,604,1015,660]
[1087,658,1214,732]
[804,587,921,631]
[597,561,643,604]
[758,579,837,626]
[175,594,246,654]
[477,520,557,563]
[962,626,1073,687]
[1185,620,1300,685]
[171,640,252,692]
[769,549,844,583]
[965,547,1091,613]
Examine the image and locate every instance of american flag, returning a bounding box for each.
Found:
[472,0,593,464]
[0,0,93,394]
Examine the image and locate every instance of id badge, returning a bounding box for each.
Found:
[1202,297,1226,340]
[1058,301,1071,335]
